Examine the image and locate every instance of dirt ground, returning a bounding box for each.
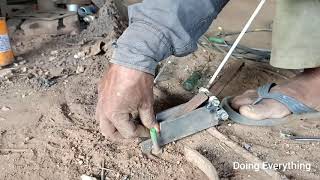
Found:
[1,0,320,180]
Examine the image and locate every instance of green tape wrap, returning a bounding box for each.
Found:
[150,128,158,143]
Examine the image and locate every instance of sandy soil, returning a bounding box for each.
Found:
[1,0,320,180]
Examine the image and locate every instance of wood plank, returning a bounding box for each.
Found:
[209,60,244,96]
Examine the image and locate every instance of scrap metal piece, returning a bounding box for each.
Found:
[280,131,320,141]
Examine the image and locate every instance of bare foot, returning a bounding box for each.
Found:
[231,68,320,120]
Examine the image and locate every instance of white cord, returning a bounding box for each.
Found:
[206,0,266,89]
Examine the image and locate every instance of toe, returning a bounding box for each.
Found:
[231,90,258,110]
[239,99,291,120]
[239,104,270,120]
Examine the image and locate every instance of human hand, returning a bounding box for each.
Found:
[96,64,159,140]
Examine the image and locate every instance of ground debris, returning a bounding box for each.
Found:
[0,106,11,112]
[0,68,14,79]
[76,66,85,74]
[80,174,97,180]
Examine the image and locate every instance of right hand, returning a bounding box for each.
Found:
[96,63,159,140]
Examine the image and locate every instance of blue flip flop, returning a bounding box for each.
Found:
[222,83,320,126]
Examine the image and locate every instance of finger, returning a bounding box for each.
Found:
[100,117,124,140]
[96,103,124,140]
[110,113,149,138]
[139,105,159,132]
[97,64,111,94]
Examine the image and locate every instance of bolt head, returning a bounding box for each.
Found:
[208,96,220,106]
[217,109,229,120]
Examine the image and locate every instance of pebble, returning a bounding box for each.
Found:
[74,51,85,59]
[76,66,85,74]
[19,60,27,65]
[80,175,97,180]
[24,137,31,142]
[0,116,6,121]
[49,56,56,61]
[0,69,13,78]
[17,56,24,61]
[50,50,58,55]
[243,143,252,151]
[21,67,27,73]
[1,106,11,112]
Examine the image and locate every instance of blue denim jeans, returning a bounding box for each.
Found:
[110,0,229,75]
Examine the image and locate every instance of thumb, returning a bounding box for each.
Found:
[139,105,159,132]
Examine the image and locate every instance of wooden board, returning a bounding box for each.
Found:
[13,9,76,20]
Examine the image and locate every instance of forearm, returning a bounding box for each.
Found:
[110,0,229,75]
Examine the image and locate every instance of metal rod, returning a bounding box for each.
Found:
[154,56,172,84]
[290,136,320,141]
[206,0,266,89]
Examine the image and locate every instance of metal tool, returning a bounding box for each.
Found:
[154,57,173,84]
[280,131,320,142]
[141,96,228,154]
[141,0,266,154]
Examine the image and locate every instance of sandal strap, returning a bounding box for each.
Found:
[253,83,317,114]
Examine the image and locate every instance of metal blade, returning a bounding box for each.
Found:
[140,106,220,153]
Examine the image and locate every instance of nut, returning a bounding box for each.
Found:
[208,96,220,106]
[217,109,229,120]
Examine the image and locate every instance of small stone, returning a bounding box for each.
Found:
[21,67,27,73]
[74,51,85,59]
[19,60,27,65]
[37,69,44,76]
[243,143,252,152]
[25,137,31,141]
[1,106,11,111]
[13,63,19,67]
[21,94,26,98]
[50,50,58,55]
[0,69,13,78]
[0,117,6,121]
[80,175,97,180]
[49,56,56,61]
[76,66,85,74]
[202,149,207,153]
[78,160,84,165]
[122,175,129,180]
[17,56,24,61]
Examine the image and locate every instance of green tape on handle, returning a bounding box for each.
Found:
[150,128,158,143]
